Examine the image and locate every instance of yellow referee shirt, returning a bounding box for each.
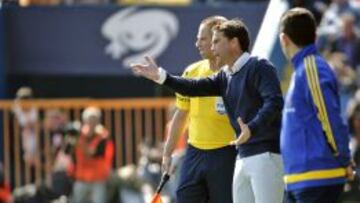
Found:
[176,60,235,150]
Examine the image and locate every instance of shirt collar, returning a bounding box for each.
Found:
[225,52,251,74]
[291,44,317,69]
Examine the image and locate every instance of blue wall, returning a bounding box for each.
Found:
[3,3,268,76]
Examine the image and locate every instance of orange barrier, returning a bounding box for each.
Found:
[0,98,174,188]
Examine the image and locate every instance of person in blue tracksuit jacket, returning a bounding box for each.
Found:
[279,7,354,203]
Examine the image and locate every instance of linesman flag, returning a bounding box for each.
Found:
[150,173,170,203]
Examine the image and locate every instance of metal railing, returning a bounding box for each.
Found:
[0,98,174,188]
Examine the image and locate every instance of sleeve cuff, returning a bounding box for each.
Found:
[154,67,167,84]
[337,154,351,167]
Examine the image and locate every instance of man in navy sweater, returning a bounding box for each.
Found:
[131,19,284,203]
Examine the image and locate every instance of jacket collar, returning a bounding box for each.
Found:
[291,44,317,69]
[224,52,251,74]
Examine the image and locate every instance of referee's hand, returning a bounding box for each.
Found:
[130,56,160,81]
[229,117,251,146]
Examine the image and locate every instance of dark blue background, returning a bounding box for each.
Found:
[2,3,267,76]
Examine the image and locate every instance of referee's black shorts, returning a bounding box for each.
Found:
[176,144,236,203]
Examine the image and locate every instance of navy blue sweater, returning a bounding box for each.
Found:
[164,57,283,157]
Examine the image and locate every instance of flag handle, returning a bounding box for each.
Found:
[156,173,170,193]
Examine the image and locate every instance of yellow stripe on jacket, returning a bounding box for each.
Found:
[284,168,346,184]
[304,56,338,155]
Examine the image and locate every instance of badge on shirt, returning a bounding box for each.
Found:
[215,97,227,115]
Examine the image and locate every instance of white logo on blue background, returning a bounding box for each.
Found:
[101,7,179,67]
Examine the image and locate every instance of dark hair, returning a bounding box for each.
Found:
[213,19,250,52]
[280,7,316,47]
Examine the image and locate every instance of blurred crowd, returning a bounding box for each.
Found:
[0,87,187,203]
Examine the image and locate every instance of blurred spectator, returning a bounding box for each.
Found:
[341,90,360,201]
[0,163,11,203]
[69,107,114,203]
[107,137,179,203]
[12,87,39,167]
[43,109,68,156]
[106,162,149,203]
[327,52,357,117]
[51,121,81,198]
[136,139,171,203]
[137,139,162,191]
[330,13,360,70]
[43,110,74,198]
[116,165,145,203]
[318,0,360,37]
[12,183,62,203]
[287,0,331,23]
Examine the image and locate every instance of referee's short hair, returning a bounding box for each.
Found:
[280,7,316,47]
[213,19,250,52]
[200,15,227,30]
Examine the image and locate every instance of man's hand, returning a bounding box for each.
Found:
[162,155,173,174]
[130,56,161,81]
[229,117,251,146]
[345,162,356,181]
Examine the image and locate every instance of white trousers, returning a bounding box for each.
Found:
[232,152,284,203]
